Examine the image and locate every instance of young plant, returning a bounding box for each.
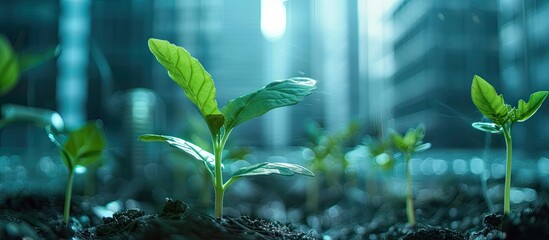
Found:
[140,38,316,219]
[471,75,548,215]
[46,121,106,224]
[390,124,431,227]
[304,120,359,212]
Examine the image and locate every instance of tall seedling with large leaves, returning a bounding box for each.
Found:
[471,75,548,215]
[141,38,316,219]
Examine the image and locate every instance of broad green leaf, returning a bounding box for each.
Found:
[64,121,107,168]
[231,162,314,178]
[148,38,223,134]
[139,134,218,178]
[18,45,60,72]
[222,78,316,131]
[471,75,509,124]
[472,122,503,134]
[516,91,548,122]
[0,35,20,96]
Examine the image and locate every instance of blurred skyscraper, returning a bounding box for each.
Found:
[388,0,500,148]
[498,0,549,152]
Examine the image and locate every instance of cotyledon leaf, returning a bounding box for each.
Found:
[231,162,314,178]
[148,38,223,134]
[471,75,509,124]
[139,134,220,178]
[472,122,503,134]
[515,91,549,122]
[222,77,316,131]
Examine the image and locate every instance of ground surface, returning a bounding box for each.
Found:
[1,186,549,239]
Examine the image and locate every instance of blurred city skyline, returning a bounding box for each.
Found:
[1,0,549,154]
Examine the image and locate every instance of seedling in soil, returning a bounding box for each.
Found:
[47,121,106,224]
[304,120,358,212]
[471,75,548,215]
[390,124,431,227]
[363,134,394,171]
[140,38,316,219]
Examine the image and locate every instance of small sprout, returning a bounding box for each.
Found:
[363,135,394,171]
[390,124,431,227]
[47,121,107,224]
[471,75,548,215]
[141,38,316,219]
[303,120,359,212]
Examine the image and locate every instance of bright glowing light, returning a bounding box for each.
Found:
[261,0,287,41]
[75,165,88,174]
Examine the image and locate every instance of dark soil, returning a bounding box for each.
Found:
[0,195,315,240]
[1,188,549,239]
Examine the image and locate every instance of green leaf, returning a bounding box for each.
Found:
[64,121,107,168]
[471,75,509,124]
[148,38,223,134]
[222,78,316,131]
[516,91,549,122]
[390,132,406,152]
[231,162,314,178]
[390,124,429,154]
[472,122,503,134]
[18,45,60,72]
[139,134,218,178]
[0,35,20,96]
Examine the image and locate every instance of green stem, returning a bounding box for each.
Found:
[213,131,230,219]
[306,170,319,213]
[405,153,416,226]
[213,139,224,219]
[63,170,75,224]
[502,126,513,215]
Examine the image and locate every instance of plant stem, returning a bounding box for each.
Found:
[502,126,513,215]
[63,170,75,224]
[405,153,416,227]
[213,139,224,219]
[306,169,319,213]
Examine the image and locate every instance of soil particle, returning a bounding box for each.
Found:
[160,198,188,219]
[95,208,146,236]
[483,214,503,229]
[401,228,467,240]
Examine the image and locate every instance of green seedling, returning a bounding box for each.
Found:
[0,34,59,96]
[47,121,106,224]
[363,135,394,171]
[390,124,431,227]
[140,38,315,219]
[173,115,252,208]
[303,120,358,212]
[471,75,548,215]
